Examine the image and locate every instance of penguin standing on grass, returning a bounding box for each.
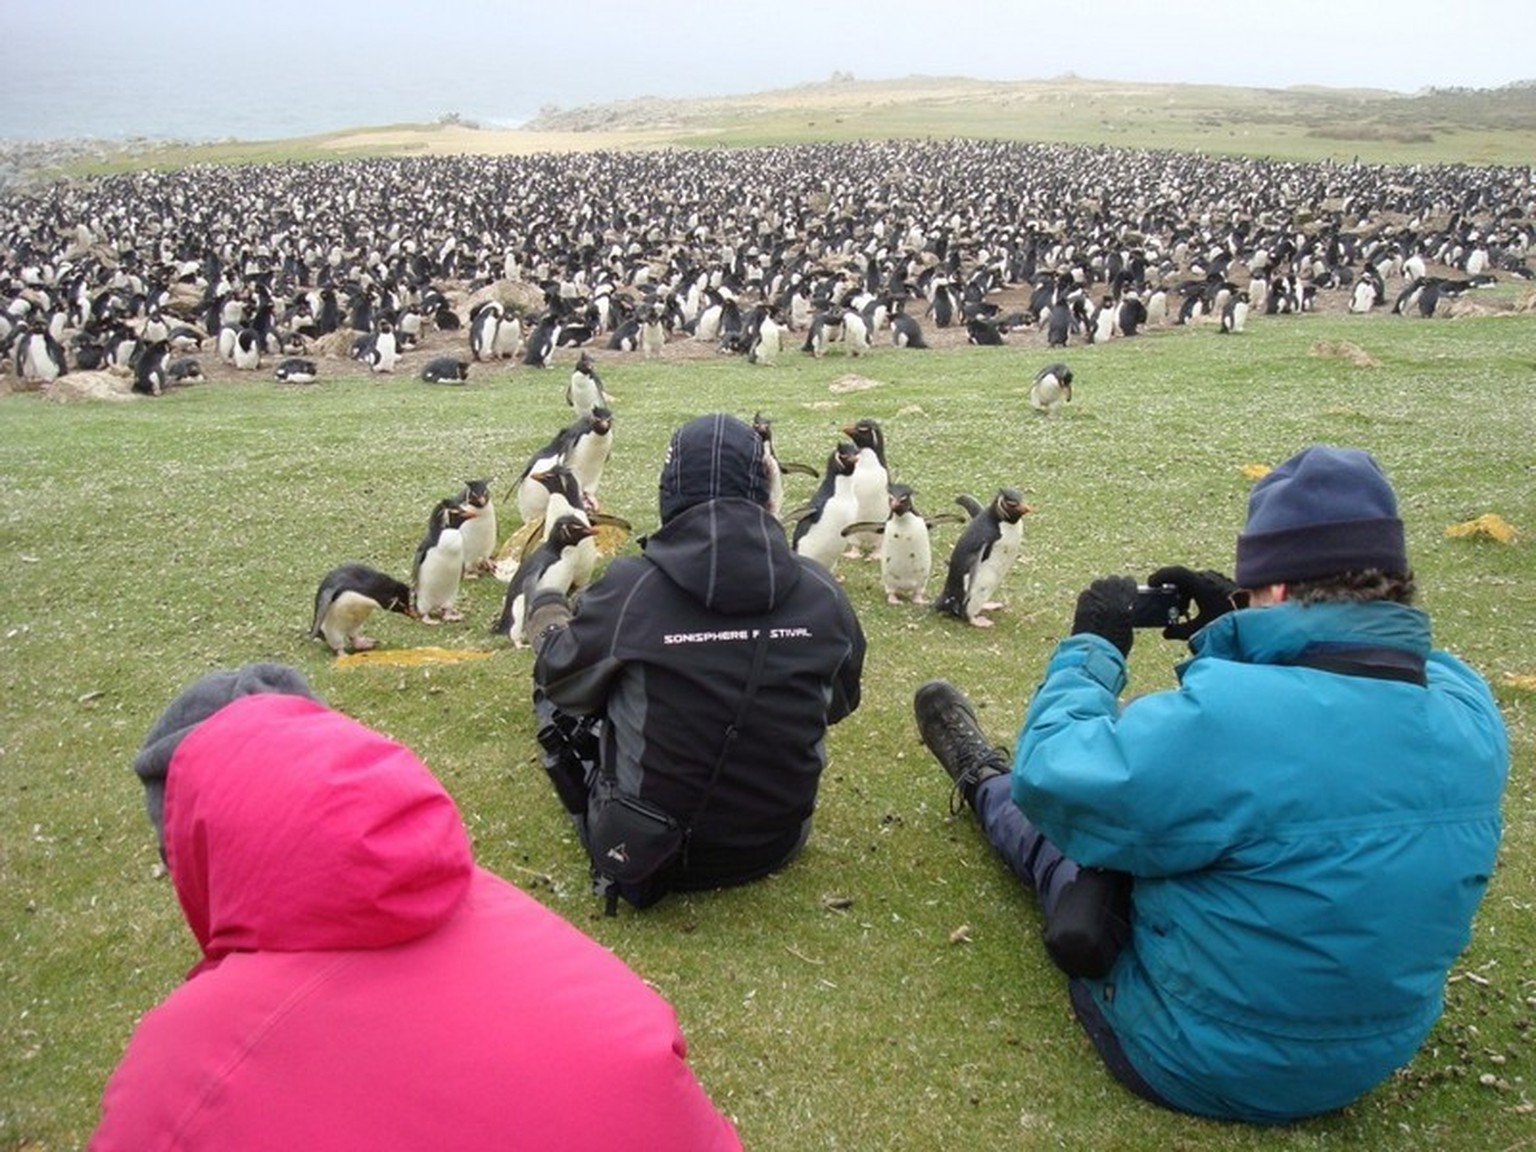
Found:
[566,350,607,417]
[789,441,862,574]
[1029,362,1073,416]
[752,412,818,520]
[310,564,417,654]
[231,327,262,371]
[1220,291,1250,334]
[132,340,170,396]
[842,483,963,605]
[842,417,890,558]
[455,478,498,576]
[934,487,1031,628]
[14,321,69,382]
[367,319,400,373]
[412,499,477,622]
[565,407,614,510]
[523,313,559,367]
[489,514,598,647]
[890,310,928,348]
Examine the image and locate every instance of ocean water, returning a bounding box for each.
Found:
[0,59,535,143]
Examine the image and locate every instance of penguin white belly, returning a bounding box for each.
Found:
[1350,281,1373,313]
[964,525,1022,619]
[492,317,521,358]
[763,457,785,519]
[1030,377,1066,414]
[416,530,465,617]
[568,377,601,418]
[847,456,888,554]
[21,338,57,382]
[641,318,666,358]
[566,440,610,503]
[321,591,382,652]
[796,483,859,572]
[370,335,398,373]
[881,513,933,603]
[459,508,497,574]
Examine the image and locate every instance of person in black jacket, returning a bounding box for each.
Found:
[529,413,866,909]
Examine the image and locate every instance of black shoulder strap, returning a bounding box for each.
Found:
[682,626,774,834]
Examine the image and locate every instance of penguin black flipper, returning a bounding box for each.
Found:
[954,494,984,519]
[841,520,887,538]
[933,515,1001,620]
[490,515,598,643]
[779,460,820,478]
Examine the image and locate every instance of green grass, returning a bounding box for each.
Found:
[45,77,1536,177]
[3,310,1534,1150]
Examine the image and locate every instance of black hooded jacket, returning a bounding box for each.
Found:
[535,496,865,881]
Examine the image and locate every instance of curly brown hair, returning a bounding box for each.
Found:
[1286,569,1415,605]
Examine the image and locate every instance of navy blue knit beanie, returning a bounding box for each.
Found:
[657,413,769,523]
[1235,445,1407,586]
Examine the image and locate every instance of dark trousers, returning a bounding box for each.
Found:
[972,775,1171,1110]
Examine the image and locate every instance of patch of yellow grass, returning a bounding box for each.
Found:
[1445,513,1519,543]
[334,646,495,668]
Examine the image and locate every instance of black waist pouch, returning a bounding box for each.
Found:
[586,782,685,912]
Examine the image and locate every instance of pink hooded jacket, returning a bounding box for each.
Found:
[91,693,741,1151]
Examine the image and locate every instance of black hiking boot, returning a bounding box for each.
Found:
[913,680,1009,815]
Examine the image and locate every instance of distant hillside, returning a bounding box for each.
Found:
[25,75,1536,180]
[516,74,1536,165]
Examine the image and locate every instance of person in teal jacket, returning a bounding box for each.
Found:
[915,444,1508,1123]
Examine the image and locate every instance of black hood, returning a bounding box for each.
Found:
[642,498,801,614]
[657,413,770,523]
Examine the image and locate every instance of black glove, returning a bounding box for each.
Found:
[1146,566,1241,642]
[1071,575,1138,657]
[526,590,573,648]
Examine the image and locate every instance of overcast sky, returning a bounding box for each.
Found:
[2,0,1532,141]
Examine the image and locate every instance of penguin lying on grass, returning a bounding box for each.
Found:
[274,357,318,383]
[933,488,1032,627]
[311,564,417,654]
[841,483,966,605]
[489,514,598,647]
[420,356,471,383]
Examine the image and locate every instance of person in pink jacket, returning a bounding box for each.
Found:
[91,663,741,1152]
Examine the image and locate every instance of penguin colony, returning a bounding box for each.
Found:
[1,141,1529,396]
[2,140,1528,645]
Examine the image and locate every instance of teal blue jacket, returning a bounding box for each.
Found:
[1013,601,1507,1122]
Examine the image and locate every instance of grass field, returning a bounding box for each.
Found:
[44,75,1536,175]
[3,302,1533,1148]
